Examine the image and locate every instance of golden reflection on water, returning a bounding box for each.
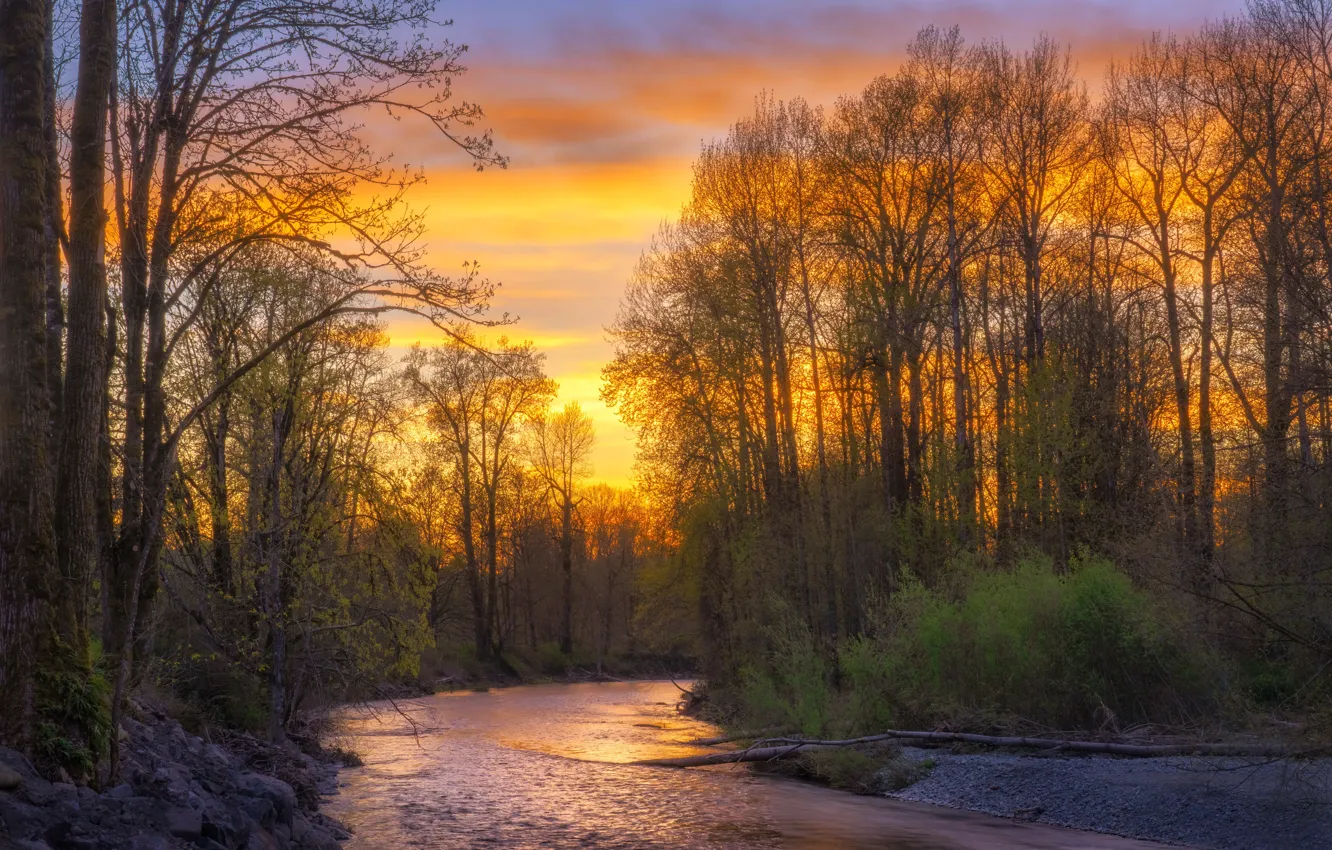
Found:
[326,682,1168,850]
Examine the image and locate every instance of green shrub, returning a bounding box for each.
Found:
[838,637,895,734]
[737,616,833,736]
[535,642,571,676]
[868,553,1212,730]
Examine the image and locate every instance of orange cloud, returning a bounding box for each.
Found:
[351,0,1245,489]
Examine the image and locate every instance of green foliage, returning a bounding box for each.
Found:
[535,642,571,676]
[1238,652,1304,707]
[837,637,894,734]
[167,655,269,733]
[867,553,1212,729]
[797,745,892,794]
[737,615,833,736]
[35,641,110,777]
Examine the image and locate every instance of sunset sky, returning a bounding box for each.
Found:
[389,0,1244,487]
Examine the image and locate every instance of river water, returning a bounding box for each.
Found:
[326,681,1166,849]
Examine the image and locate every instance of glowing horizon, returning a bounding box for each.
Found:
[392,0,1243,487]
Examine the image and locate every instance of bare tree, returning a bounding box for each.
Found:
[527,402,595,655]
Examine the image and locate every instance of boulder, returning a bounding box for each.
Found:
[299,826,341,850]
[202,807,252,849]
[0,765,22,792]
[165,806,202,840]
[238,797,275,831]
[234,774,296,826]
[245,829,281,850]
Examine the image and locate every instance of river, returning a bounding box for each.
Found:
[326,681,1170,849]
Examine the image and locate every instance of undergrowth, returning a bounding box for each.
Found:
[726,553,1219,737]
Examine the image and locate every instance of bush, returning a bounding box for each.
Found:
[535,642,571,676]
[737,617,833,736]
[859,553,1213,730]
[838,637,895,734]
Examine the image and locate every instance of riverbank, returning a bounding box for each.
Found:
[875,745,1332,849]
[0,702,349,850]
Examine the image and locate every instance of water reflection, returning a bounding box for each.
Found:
[327,682,1165,849]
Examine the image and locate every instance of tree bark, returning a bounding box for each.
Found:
[58,0,117,661]
[0,0,58,754]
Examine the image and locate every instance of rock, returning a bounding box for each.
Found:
[127,836,173,850]
[300,826,340,850]
[0,765,22,791]
[235,773,296,826]
[166,806,202,839]
[290,814,311,845]
[204,745,232,769]
[245,829,281,850]
[106,784,134,801]
[41,822,71,846]
[202,808,252,848]
[238,797,276,830]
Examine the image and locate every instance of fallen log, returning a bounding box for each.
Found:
[632,730,1294,768]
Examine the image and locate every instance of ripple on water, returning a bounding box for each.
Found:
[326,681,1172,850]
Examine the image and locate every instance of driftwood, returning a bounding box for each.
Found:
[632,730,1294,768]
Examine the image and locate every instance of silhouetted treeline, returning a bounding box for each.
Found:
[605,4,1332,700]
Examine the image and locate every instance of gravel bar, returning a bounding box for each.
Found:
[884,746,1331,849]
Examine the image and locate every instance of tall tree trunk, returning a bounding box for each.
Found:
[1260,167,1291,574]
[559,495,574,655]
[42,0,62,441]
[264,393,295,743]
[0,0,58,754]
[203,399,234,594]
[1162,263,1202,566]
[58,0,117,663]
[459,441,487,658]
[1198,223,1218,576]
[486,492,499,655]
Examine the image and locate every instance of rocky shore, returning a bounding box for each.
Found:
[884,746,1332,850]
[0,706,349,850]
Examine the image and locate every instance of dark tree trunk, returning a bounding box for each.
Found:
[559,496,573,656]
[0,0,58,754]
[58,0,117,662]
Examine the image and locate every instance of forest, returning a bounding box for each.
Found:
[603,5,1332,735]
[0,0,673,783]
[2,0,1332,790]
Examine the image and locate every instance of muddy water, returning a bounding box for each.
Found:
[326,681,1168,849]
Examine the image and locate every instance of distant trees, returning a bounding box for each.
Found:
[528,402,597,655]
[606,6,1332,684]
[405,333,556,658]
